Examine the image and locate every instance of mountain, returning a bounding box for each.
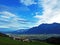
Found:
[21,23,60,34]
[4,23,60,34]
[4,29,28,34]
[10,29,28,34]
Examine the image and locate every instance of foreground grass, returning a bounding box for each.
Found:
[0,36,53,45]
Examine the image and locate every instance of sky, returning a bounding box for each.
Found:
[0,0,60,31]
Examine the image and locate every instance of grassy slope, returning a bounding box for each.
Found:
[0,36,53,45]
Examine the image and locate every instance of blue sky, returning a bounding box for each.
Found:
[0,0,60,31]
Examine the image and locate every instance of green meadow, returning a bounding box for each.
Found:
[0,36,54,45]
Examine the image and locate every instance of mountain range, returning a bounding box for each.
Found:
[6,23,60,34]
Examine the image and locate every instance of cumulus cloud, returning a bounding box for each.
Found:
[0,11,32,30]
[20,0,37,6]
[34,0,60,26]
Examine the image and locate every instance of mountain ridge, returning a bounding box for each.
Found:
[19,23,60,34]
[2,23,60,34]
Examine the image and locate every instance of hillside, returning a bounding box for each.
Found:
[0,36,53,45]
[0,33,53,45]
[0,32,9,37]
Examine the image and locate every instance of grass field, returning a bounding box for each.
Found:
[0,36,54,45]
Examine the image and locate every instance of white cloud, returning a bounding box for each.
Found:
[20,0,37,6]
[34,0,60,26]
[0,26,10,28]
[0,11,31,30]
